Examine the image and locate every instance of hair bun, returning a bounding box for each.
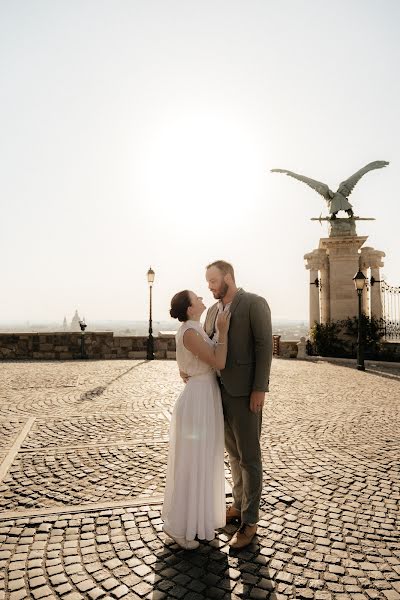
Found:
[170,290,191,322]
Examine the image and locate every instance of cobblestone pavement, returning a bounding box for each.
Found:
[0,358,399,600]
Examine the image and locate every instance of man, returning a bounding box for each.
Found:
[204,260,272,549]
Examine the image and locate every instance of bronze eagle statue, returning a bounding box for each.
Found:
[271,160,389,218]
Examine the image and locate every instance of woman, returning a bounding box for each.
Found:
[162,290,231,550]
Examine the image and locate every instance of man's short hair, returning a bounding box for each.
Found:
[206,260,235,282]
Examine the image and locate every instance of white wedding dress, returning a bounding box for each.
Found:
[162,319,226,541]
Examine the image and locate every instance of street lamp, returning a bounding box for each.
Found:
[147,267,155,360]
[353,270,366,371]
[78,318,87,359]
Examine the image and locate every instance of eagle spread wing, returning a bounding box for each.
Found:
[270,169,333,200]
[336,160,389,197]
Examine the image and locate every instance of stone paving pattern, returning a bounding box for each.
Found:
[0,358,399,599]
[21,414,170,450]
[1,444,168,510]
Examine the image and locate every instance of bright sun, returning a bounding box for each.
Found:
[137,110,261,225]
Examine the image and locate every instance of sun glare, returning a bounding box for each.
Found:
[138,111,261,225]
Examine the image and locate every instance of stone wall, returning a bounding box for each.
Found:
[277,340,300,358]
[0,332,177,360]
[0,333,312,362]
[2,331,398,362]
[0,331,300,361]
[272,335,300,358]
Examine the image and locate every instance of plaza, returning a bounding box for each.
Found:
[0,358,399,599]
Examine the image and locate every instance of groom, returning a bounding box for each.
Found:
[204,260,272,549]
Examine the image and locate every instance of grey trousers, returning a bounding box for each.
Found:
[221,386,263,524]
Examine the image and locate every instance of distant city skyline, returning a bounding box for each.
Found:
[0,316,308,341]
[1,1,399,322]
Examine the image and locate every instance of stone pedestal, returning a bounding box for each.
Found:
[297,337,307,359]
[318,235,367,322]
[304,219,385,328]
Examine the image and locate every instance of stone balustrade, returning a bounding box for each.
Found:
[2,331,399,361]
[0,331,177,360]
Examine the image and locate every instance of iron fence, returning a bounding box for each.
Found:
[381,281,400,340]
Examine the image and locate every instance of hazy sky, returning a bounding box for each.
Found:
[1,0,399,323]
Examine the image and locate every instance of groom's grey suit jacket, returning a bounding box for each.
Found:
[204,289,272,397]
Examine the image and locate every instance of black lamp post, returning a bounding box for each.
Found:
[353,270,366,371]
[79,319,87,359]
[147,267,155,360]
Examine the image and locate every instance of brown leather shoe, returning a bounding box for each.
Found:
[226,505,241,524]
[229,523,258,549]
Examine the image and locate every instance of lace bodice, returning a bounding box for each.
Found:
[175,320,215,376]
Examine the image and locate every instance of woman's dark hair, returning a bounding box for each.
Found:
[170,290,192,322]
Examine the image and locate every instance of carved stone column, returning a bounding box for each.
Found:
[304,249,327,328]
[360,247,386,320]
[309,267,320,326]
[319,258,330,324]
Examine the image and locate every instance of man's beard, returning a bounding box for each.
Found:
[213,282,229,300]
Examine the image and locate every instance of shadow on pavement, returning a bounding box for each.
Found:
[78,361,147,401]
[151,524,275,599]
[151,535,231,599]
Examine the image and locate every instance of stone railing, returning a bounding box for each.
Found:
[9,332,400,361]
[272,335,306,359]
[1,331,303,361]
[0,331,177,360]
[0,331,309,361]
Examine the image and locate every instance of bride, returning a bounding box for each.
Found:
[162,289,231,549]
